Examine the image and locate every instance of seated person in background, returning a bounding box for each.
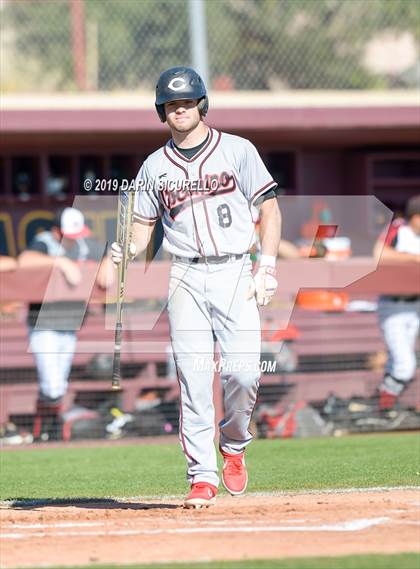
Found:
[18,207,113,441]
[373,195,420,411]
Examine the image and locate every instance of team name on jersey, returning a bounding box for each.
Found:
[161,171,236,218]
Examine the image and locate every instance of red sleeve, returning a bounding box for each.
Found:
[379,219,404,247]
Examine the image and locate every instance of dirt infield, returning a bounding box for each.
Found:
[1,488,418,568]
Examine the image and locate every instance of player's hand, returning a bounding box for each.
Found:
[110,242,137,268]
[111,242,123,267]
[246,265,278,306]
[57,257,82,287]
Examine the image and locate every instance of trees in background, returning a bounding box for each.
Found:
[2,0,418,92]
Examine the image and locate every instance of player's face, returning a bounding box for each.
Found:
[164,99,201,133]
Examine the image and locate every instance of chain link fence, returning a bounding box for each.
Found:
[1,0,419,93]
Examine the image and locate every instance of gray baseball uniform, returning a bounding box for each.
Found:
[133,127,276,487]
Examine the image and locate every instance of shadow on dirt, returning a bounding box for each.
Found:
[2,498,180,510]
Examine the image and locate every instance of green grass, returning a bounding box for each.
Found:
[15,553,420,569]
[0,433,420,500]
[1,433,419,501]
[4,435,419,569]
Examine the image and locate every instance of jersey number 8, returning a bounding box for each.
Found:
[217,204,232,228]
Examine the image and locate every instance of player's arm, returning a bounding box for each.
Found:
[95,255,115,289]
[373,222,419,263]
[0,256,17,272]
[110,220,156,267]
[18,248,81,286]
[258,197,281,259]
[247,197,281,306]
[240,139,282,305]
[374,242,419,263]
[111,158,159,267]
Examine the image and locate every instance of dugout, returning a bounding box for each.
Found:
[0,90,418,256]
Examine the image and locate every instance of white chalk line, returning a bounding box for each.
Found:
[1,521,107,529]
[1,485,418,509]
[242,486,420,498]
[0,517,390,540]
[1,518,311,531]
[107,485,420,502]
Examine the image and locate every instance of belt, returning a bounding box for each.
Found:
[173,254,244,264]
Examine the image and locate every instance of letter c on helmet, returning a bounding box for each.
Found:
[168,78,187,92]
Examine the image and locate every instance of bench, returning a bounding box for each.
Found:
[1,305,411,424]
[0,310,175,423]
[1,261,418,430]
[258,370,420,408]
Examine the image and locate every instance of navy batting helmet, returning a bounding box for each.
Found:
[155,66,208,123]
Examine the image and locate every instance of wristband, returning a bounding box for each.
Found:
[259,254,276,268]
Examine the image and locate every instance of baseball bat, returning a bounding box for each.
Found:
[112,187,135,390]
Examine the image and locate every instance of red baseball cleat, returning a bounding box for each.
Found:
[220,448,248,495]
[184,482,218,509]
[379,390,398,411]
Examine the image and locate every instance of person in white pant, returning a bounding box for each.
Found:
[19,208,112,441]
[374,195,420,410]
[112,67,281,508]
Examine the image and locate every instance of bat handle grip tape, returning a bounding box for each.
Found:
[112,323,123,390]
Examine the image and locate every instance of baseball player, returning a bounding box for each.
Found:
[19,208,112,441]
[373,195,420,411]
[112,67,281,508]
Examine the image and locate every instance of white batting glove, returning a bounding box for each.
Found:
[110,242,137,267]
[246,264,278,307]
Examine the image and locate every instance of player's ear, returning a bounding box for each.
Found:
[197,96,208,117]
